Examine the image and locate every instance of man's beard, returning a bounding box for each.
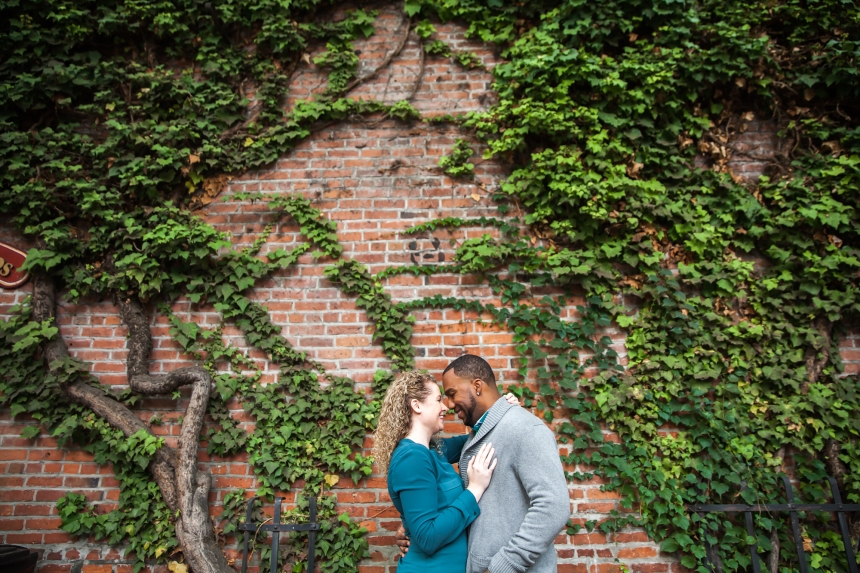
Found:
[464,394,478,427]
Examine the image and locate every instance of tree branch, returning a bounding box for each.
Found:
[824,438,848,497]
[801,316,832,394]
[767,528,780,573]
[115,295,232,573]
[32,273,179,510]
[405,35,425,102]
[342,11,411,95]
[32,270,231,572]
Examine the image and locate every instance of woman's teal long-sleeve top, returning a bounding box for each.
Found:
[388,435,475,572]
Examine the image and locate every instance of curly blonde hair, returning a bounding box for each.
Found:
[372,371,437,475]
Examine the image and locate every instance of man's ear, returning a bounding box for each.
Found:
[472,378,484,396]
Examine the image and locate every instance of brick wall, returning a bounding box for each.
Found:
[2,4,859,573]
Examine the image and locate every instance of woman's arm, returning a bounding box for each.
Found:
[440,435,469,464]
[389,446,480,555]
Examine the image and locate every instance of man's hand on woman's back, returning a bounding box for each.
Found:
[395,525,410,557]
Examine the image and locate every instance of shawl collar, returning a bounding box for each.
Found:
[459,397,515,483]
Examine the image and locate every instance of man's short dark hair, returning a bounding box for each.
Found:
[443,354,495,386]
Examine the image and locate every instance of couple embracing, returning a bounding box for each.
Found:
[373,354,570,573]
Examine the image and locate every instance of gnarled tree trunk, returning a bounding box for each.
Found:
[33,273,233,573]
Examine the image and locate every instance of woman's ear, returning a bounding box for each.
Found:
[410,398,422,415]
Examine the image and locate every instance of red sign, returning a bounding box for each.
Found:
[0,241,29,289]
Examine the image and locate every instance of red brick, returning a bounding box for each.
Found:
[616,531,651,543]
[631,564,670,573]
[0,519,24,530]
[587,489,622,500]
[338,491,377,503]
[25,518,62,530]
[26,476,63,487]
[572,532,608,545]
[577,502,617,513]
[619,546,659,558]
[0,490,33,502]
[43,532,73,544]
[5,533,41,544]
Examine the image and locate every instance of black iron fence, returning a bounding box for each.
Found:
[688,476,859,573]
[239,496,321,573]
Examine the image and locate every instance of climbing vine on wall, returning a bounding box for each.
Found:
[2,0,860,572]
[410,0,860,571]
[0,1,418,571]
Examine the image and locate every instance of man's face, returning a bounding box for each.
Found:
[442,370,479,427]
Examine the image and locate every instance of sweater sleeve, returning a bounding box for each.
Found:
[389,444,480,555]
[441,435,470,464]
[488,422,570,573]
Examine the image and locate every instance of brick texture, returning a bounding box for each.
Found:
[2,4,858,573]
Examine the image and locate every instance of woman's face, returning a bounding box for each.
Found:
[414,383,446,433]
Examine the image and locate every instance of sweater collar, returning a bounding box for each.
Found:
[468,396,514,447]
[471,410,490,434]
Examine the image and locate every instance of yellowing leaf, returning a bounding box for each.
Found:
[155,546,166,558]
[324,474,339,488]
[168,561,188,573]
[105,102,116,111]
[188,154,200,165]
[470,193,481,202]
[244,137,254,147]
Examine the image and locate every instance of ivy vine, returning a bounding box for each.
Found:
[403,0,860,571]
[3,0,860,572]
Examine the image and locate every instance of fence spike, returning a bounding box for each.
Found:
[241,496,257,573]
[745,510,763,573]
[308,496,317,573]
[781,475,809,573]
[272,497,284,573]
[828,477,859,573]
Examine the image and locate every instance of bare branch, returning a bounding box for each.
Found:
[801,316,832,394]
[32,272,231,572]
[219,53,302,142]
[767,528,780,573]
[32,273,183,510]
[824,439,848,496]
[343,11,411,95]
[115,295,232,573]
[405,35,425,102]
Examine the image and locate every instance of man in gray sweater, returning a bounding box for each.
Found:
[396,354,571,573]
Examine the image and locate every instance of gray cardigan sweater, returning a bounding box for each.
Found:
[458,398,570,573]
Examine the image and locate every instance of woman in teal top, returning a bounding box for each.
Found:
[373,371,498,573]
